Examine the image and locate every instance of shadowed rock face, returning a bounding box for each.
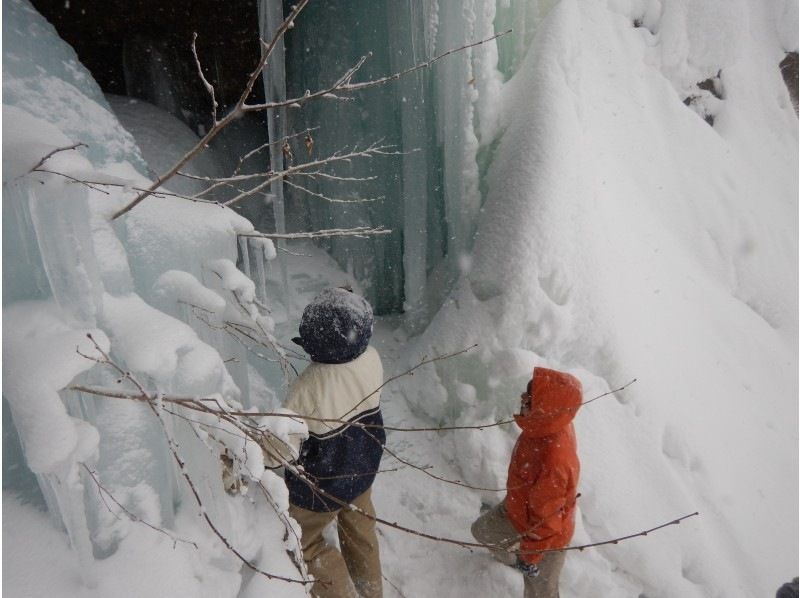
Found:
[780,52,798,115]
[29,0,263,131]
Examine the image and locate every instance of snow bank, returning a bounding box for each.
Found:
[400,0,797,595]
[3,301,108,473]
[154,270,227,315]
[3,490,308,598]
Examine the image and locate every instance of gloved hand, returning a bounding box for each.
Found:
[514,557,540,578]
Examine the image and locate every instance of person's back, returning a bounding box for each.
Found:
[284,287,385,598]
[284,345,384,511]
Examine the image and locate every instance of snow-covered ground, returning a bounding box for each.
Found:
[3,0,797,596]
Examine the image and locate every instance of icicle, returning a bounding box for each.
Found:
[239,234,252,279]
[258,1,292,312]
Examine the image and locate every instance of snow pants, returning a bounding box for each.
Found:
[289,487,383,598]
[471,501,566,598]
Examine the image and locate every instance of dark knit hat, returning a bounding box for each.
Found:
[292,288,374,364]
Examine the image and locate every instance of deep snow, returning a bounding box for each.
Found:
[3,0,798,597]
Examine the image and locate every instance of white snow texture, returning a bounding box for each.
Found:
[2,0,797,597]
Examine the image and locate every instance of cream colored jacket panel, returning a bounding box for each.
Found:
[285,346,383,437]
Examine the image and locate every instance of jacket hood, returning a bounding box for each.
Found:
[514,367,582,437]
[293,288,373,364]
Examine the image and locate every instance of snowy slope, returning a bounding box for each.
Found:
[398,1,798,596]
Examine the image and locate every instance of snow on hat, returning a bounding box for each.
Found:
[292,287,374,364]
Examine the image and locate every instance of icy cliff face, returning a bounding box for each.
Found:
[2,1,303,595]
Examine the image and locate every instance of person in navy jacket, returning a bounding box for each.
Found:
[285,287,385,598]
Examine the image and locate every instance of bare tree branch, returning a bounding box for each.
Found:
[25,142,87,175]
[581,378,637,405]
[291,169,378,183]
[339,344,480,420]
[191,32,218,124]
[284,451,700,557]
[82,464,199,549]
[35,168,223,205]
[518,511,700,557]
[109,25,508,220]
[69,377,634,435]
[234,127,320,175]
[78,336,312,586]
[242,30,512,113]
[71,351,695,562]
[33,168,111,194]
[221,142,396,207]
[283,178,383,204]
[109,0,310,220]
[239,226,392,240]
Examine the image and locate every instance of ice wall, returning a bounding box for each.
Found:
[3,1,305,594]
[276,0,508,325]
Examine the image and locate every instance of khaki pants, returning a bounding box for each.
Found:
[471,502,566,598]
[289,488,382,598]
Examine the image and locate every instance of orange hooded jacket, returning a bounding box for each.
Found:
[506,367,581,565]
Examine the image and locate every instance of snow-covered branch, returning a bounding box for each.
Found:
[77,335,312,586]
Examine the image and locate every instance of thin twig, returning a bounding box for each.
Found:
[292,170,378,183]
[191,32,218,124]
[239,226,392,240]
[109,0,310,220]
[234,127,320,175]
[33,168,111,194]
[582,378,637,405]
[222,143,396,207]
[26,142,87,174]
[242,30,512,113]
[518,512,700,557]
[35,168,222,204]
[283,178,383,204]
[77,337,312,585]
[68,378,632,434]
[340,344,479,420]
[71,357,695,560]
[82,464,198,549]
[285,451,699,557]
[110,25,505,220]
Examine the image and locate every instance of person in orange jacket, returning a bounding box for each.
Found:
[471,367,582,598]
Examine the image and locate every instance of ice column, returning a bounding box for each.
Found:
[259,0,292,310]
[388,1,433,331]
